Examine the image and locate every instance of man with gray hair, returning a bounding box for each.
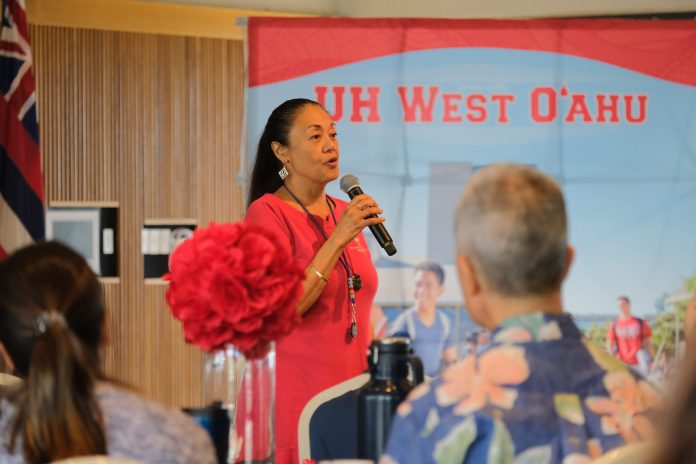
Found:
[381,164,660,463]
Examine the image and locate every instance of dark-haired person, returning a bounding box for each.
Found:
[0,242,216,464]
[245,98,382,463]
[381,164,661,464]
[389,261,456,377]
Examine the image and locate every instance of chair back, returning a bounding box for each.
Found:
[298,373,370,463]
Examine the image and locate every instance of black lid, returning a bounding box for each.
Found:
[371,337,411,352]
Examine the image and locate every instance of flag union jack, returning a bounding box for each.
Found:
[0,0,43,259]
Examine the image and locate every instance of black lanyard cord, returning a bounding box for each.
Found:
[282,184,353,278]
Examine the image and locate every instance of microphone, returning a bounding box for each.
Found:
[340,174,397,256]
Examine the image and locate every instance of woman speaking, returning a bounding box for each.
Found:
[246,98,382,463]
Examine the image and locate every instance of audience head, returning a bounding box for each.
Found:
[248,98,325,206]
[0,241,106,462]
[454,163,573,328]
[413,261,445,312]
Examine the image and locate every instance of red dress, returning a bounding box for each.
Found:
[245,193,377,464]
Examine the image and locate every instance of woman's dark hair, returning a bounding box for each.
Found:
[0,241,106,462]
[247,98,322,206]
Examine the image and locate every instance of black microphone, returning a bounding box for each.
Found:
[340,174,397,256]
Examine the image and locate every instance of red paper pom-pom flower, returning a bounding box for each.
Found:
[164,222,304,358]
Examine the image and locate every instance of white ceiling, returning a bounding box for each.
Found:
[142,0,696,18]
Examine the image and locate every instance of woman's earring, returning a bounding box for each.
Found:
[278,165,289,180]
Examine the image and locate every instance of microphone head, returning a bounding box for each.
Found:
[340,174,360,194]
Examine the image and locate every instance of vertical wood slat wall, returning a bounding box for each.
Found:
[31,25,245,408]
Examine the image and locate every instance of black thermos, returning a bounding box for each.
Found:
[356,337,424,461]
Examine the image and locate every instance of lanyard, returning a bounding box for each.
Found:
[283,184,360,338]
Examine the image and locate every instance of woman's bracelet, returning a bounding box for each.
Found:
[310,263,329,283]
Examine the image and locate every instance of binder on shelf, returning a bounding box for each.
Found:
[142,219,196,279]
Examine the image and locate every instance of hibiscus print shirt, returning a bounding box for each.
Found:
[381,312,661,464]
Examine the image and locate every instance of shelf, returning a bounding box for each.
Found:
[50,200,119,208]
[144,218,197,226]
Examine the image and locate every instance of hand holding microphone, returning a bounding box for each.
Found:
[340,174,397,256]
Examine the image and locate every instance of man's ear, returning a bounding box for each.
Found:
[457,254,492,328]
[456,254,480,303]
[562,245,575,281]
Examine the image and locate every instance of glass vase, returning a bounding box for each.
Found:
[205,342,275,464]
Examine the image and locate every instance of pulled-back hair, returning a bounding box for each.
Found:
[247,98,322,206]
[454,163,568,296]
[0,241,106,463]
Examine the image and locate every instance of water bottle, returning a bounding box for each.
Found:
[356,337,424,461]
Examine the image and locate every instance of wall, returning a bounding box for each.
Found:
[144,0,695,18]
[28,0,255,407]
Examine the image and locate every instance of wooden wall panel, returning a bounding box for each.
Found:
[32,24,245,408]
[27,0,309,40]
[101,283,121,375]
[195,38,246,226]
[35,28,122,203]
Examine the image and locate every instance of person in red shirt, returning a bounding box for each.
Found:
[245,98,382,463]
[606,295,654,371]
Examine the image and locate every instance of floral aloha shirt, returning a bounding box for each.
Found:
[381,312,661,464]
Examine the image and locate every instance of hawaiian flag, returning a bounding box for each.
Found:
[0,0,43,260]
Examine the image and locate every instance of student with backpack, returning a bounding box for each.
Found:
[606,295,654,374]
[388,261,456,377]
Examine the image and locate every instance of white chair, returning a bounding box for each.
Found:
[592,442,653,464]
[51,457,143,464]
[297,373,370,463]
